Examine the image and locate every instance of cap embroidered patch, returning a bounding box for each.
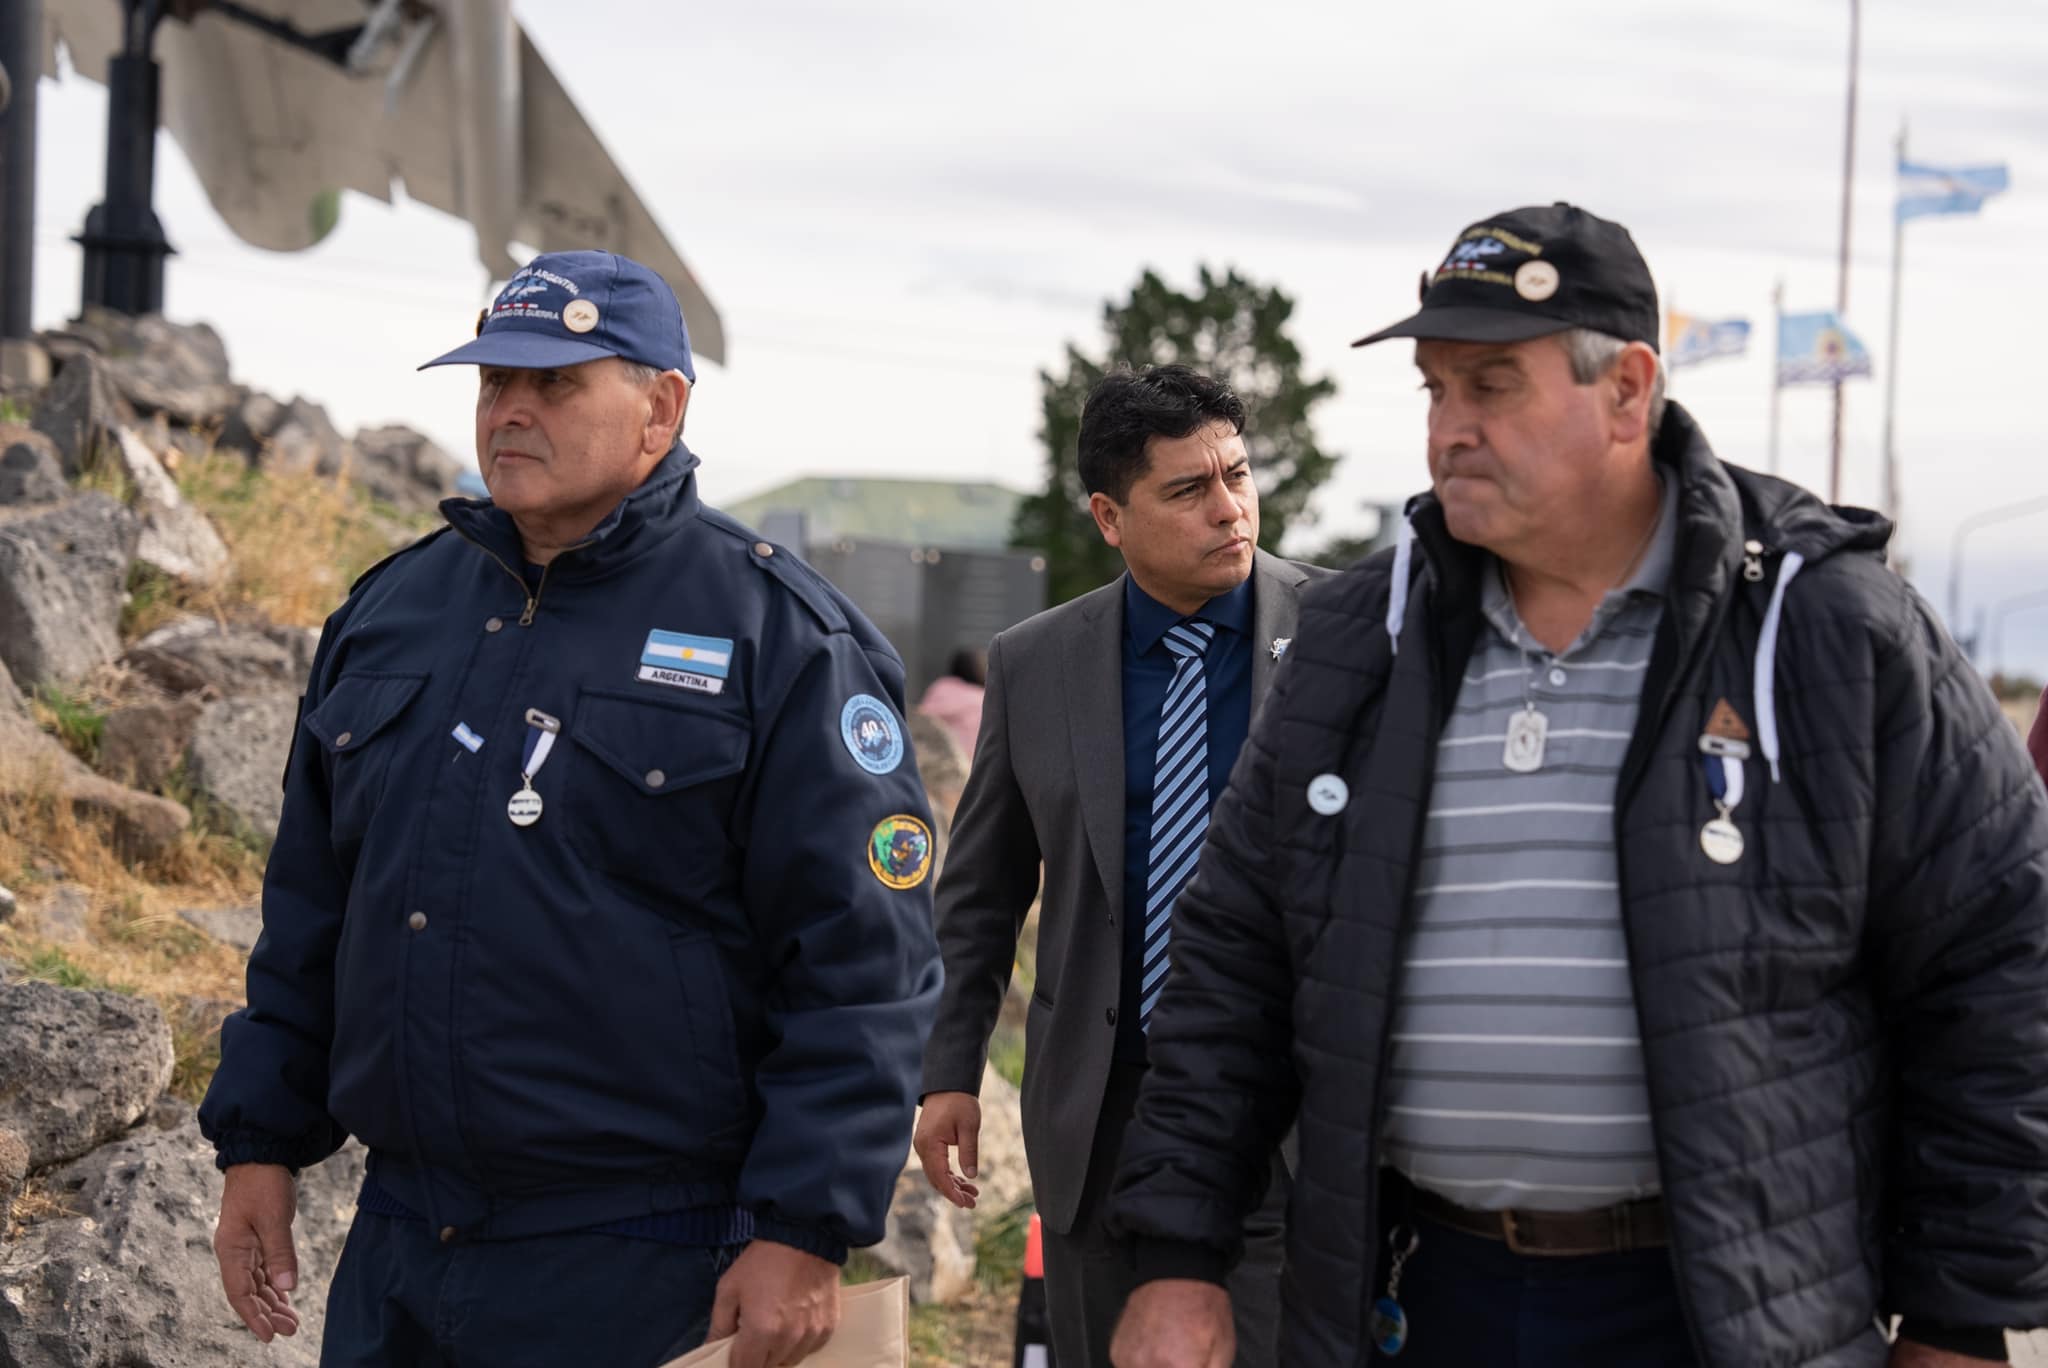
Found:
[638,630,733,696]
[840,694,904,775]
[869,814,933,890]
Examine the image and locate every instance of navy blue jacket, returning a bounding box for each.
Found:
[199,446,942,1262]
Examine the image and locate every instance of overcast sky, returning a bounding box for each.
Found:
[25,0,2048,667]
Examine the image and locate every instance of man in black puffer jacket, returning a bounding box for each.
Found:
[1105,204,2048,1368]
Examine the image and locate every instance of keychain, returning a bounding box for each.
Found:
[1370,1224,1420,1356]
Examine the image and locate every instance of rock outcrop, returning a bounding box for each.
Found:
[0,979,175,1171]
[0,658,191,864]
[187,695,299,841]
[0,494,140,690]
[0,1113,364,1368]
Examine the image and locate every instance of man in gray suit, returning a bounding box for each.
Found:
[914,365,1322,1368]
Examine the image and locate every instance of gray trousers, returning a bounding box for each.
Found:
[1041,1061,1286,1368]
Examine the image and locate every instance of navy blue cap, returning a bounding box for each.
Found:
[421,250,696,381]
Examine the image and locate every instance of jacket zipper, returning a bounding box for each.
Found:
[1361,593,1450,1362]
[1610,566,1745,1368]
[448,526,590,626]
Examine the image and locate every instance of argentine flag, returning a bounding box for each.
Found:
[1897,158,2010,223]
[1776,312,1874,388]
[1668,313,1751,370]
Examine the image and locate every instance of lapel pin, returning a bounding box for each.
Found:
[1270,637,1293,662]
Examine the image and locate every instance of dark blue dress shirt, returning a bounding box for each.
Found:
[1116,573,1255,1063]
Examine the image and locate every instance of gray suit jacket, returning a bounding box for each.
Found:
[920,549,1324,1234]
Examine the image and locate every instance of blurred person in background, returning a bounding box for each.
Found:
[919,646,989,757]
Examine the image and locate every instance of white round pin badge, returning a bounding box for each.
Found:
[1514,260,1560,302]
[563,299,600,333]
[1307,773,1349,816]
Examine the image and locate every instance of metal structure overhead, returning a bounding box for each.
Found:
[3,0,724,363]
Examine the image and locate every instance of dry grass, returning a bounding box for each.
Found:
[113,451,417,633]
[907,1284,1016,1367]
[0,448,411,1128]
[6,1176,84,1240]
[0,771,256,1108]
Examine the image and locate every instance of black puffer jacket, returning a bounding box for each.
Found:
[1109,404,2048,1367]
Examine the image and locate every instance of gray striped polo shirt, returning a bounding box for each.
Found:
[1381,477,1676,1213]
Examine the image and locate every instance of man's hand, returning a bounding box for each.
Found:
[709,1239,841,1368]
[1111,1279,1234,1368]
[912,1091,981,1209]
[213,1163,301,1343]
[1889,1338,2008,1367]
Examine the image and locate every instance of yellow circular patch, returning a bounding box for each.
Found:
[868,814,933,891]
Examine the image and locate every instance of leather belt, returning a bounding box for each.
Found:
[1403,1181,1669,1257]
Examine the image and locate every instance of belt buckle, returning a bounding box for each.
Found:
[1500,1208,1601,1258]
[1499,1208,1538,1256]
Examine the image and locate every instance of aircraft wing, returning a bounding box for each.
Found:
[45,0,400,252]
[511,32,726,367]
[40,0,724,366]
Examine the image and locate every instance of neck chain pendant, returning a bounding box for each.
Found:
[1504,704,1549,773]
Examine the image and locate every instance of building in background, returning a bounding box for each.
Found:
[727,476,1047,694]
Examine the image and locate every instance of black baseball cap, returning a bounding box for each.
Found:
[421,250,696,381]
[1353,203,1659,352]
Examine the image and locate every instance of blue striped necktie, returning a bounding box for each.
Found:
[1140,618,1216,1031]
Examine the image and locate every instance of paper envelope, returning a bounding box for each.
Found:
[660,1277,910,1368]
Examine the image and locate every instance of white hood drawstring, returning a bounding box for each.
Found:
[1387,513,1416,655]
[1754,550,1806,783]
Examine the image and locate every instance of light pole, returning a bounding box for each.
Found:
[1947,494,2048,658]
[1988,588,2048,678]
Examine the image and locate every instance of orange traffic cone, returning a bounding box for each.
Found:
[1013,1211,1054,1366]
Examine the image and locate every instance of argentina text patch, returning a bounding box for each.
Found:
[638,630,733,696]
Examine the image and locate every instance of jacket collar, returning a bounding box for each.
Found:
[439,443,704,576]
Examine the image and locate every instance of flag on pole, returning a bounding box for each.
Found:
[1777,312,1874,386]
[1667,312,1752,369]
[1896,158,2011,222]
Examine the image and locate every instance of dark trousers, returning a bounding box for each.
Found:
[1370,1199,1698,1367]
[320,1211,738,1368]
[1042,1062,1286,1368]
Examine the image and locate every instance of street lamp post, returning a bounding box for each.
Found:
[1988,587,2048,678]
[1947,494,2048,658]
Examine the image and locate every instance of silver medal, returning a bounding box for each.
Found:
[1503,706,1549,773]
[1700,816,1744,864]
[508,786,544,827]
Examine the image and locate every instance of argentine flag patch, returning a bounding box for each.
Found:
[639,630,733,696]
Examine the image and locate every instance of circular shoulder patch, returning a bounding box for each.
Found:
[840,694,905,775]
[868,814,933,890]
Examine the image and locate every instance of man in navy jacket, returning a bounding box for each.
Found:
[199,251,942,1368]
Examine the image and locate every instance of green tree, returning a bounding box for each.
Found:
[1011,267,1341,605]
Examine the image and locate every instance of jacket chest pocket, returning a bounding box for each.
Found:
[301,672,429,844]
[565,687,751,888]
